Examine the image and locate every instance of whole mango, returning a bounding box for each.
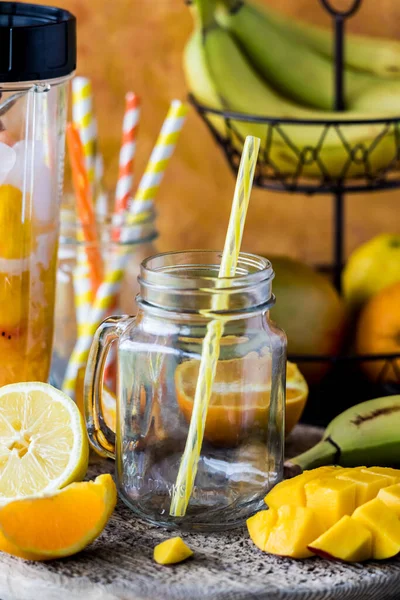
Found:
[269,256,346,384]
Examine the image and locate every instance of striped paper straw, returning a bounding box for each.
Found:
[169,136,261,517]
[67,123,104,294]
[95,152,104,191]
[72,76,96,184]
[73,247,92,337]
[62,250,130,398]
[129,99,188,215]
[93,117,107,213]
[95,150,108,218]
[115,92,141,215]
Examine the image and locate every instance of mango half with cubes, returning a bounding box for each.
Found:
[248,465,400,562]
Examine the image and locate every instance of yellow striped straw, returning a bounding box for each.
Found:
[73,246,93,337]
[169,136,261,517]
[62,249,130,399]
[129,99,188,216]
[72,76,96,184]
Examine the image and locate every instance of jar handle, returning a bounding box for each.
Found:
[84,315,132,459]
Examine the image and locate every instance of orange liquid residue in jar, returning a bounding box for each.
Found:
[0,184,57,386]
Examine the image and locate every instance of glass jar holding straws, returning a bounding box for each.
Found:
[54,84,188,407]
[84,137,287,530]
[51,206,158,390]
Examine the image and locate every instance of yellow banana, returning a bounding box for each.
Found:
[216,0,376,111]
[256,1,400,79]
[184,1,398,179]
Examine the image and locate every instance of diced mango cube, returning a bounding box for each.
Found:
[378,484,400,517]
[264,466,340,509]
[153,537,193,565]
[305,477,356,529]
[336,470,392,506]
[308,515,372,562]
[265,505,322,559]
[264,478,306,509]
[247,509,277,551]
[352,498,400,560]
[362,467,400,486]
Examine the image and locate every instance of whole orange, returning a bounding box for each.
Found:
[356,281,400,383]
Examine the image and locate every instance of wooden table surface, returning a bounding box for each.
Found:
[1,425,400,600]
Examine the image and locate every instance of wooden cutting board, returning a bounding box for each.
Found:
[1,425,399,600]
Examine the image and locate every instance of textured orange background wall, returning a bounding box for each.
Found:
[45,0,400,263]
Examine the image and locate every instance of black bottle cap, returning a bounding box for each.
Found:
[0,2,76,83]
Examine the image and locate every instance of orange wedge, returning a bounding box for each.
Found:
[285,362,309,434]
[175,356,308,445]
[0,474,117,561]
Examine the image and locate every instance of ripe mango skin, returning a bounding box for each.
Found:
[308,515,372,563]
[153,537,193,565]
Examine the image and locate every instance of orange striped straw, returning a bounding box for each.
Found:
[114,92,141,214]
[67,123,104,295]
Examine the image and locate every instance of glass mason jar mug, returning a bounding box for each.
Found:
[85,250,287,530]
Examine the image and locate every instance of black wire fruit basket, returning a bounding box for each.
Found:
[191,99,400,195]
[191,0,400,425]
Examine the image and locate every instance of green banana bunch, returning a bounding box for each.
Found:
[290,395,400,470]
[216,0,400,112]
[254,2,400,79]
[184,0,398,178]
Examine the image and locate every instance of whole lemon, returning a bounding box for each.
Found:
[343,234,400,315]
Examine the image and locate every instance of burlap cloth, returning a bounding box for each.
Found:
[1,425,399,600]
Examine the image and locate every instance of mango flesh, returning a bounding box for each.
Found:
[305,478,356,529]
[352,498,400,560]
[153,537,193,565]
[265,505,322,559]
[308,515,372,562]
[264,466,340,509]
[336,470,392,506]
[377,484,400,516]
[257,466,400,562]
[247,509,277,551]
[362,467,400,486]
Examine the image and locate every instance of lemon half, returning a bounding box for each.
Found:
[0,382,88,503]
